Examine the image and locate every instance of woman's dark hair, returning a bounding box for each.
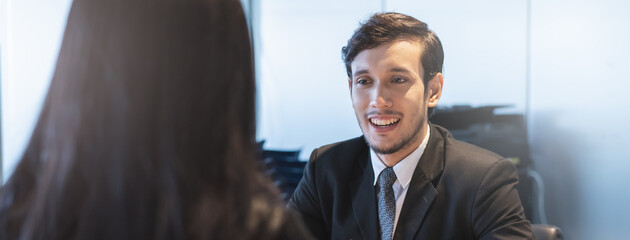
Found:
[0,0,286,239]
[341,12,444,116]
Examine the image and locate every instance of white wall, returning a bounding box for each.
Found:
[0,0,72,182]
[529,0,630,238]
[0,0,6,183]
[255,0,381,158]
[388,0,528,112]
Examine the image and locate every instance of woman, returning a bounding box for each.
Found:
[0,0,311,239]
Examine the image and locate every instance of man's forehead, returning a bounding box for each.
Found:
[350,40,424,76]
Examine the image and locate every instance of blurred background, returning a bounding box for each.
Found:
[1,0,629,239]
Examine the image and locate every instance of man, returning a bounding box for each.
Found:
[289,12,534,240]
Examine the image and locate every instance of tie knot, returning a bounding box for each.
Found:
[379,167,397,188]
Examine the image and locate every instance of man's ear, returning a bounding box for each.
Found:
[348,78,352,95]
[426,73,443,108]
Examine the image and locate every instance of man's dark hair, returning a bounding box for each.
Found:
[341,12,444,116]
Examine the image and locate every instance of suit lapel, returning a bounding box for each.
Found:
[394,124,445,240]
[350,149,378,240]
[393,173,437,240]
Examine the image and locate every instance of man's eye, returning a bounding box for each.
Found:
[392,77,406,83]
[356,79,369,85]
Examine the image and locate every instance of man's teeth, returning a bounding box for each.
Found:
[370,118,400,126]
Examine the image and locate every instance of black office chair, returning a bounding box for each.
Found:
[532,224,563,240]
[263,149,300,162]
[264,159,306,200]
[255,145,305,201]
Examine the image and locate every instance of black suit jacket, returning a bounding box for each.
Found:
[289,124,534,240]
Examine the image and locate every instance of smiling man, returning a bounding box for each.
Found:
[289,12,534,240]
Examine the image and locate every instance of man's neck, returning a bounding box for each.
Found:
[377,146,418,167]
[376,125,429,167]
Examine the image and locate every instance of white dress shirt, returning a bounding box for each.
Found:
[371,125,430,235]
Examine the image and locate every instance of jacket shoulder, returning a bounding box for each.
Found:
[307,136,368,176]
[433,125,516,189]
[446,138,504,163]
[309,136,366,162]
[435,125,505,167]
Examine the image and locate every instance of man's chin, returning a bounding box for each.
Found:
[366,141,401,155]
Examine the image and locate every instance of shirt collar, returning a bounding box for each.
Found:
[371,125,431,188]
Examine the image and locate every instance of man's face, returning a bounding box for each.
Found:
[349,40,441,161]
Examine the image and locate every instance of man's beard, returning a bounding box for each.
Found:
[366,119,424,155]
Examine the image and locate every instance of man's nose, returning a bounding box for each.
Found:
[369,84,392,109]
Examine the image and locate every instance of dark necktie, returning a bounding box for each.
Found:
[377,167,397,240]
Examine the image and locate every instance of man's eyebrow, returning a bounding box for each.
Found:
[353,70,369,78]
[352,68,412,78]
[390,67,411,74]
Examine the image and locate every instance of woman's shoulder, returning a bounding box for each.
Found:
[275,208,316,240]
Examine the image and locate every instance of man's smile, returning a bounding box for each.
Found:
[369,117,400,127]
[367,113,402,133]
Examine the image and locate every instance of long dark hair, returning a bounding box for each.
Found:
[0,0,285,239]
